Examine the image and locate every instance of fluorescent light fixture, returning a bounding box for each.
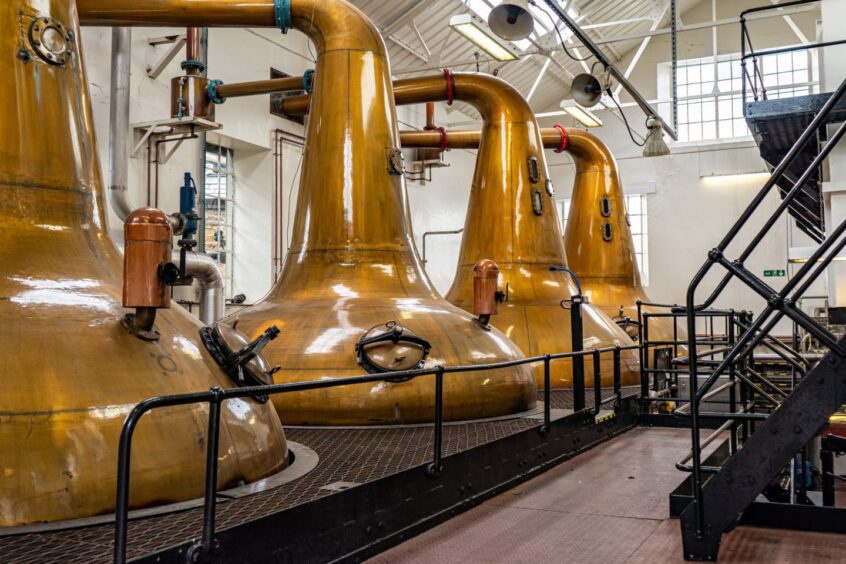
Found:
[700,172,771,186]
[788,246,846,264]
[560,100,602,128]
[449,13,519,62]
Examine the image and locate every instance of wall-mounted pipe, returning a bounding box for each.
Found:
[398,128,568,150]
[214,76,304,100]
[108,27,134,221]
[105,19,226,323]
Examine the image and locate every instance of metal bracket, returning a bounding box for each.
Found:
[131,117,221,160]
[146,34,187,79]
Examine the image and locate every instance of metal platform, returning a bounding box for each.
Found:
[0,388,637,564]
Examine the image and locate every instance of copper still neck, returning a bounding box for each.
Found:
[563,129,643,288]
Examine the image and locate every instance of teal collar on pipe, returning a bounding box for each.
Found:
[275,0,292,34]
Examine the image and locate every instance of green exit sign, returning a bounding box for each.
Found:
[764,269,786,277]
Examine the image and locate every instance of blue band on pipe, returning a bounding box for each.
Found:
[303,69,315,95]
[181,59,207,73]
[275,0,292,34]
[207,79,226,104]
[549,265,583,295]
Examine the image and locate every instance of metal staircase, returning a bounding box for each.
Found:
[675,71,846,560]
[741,2,846,243]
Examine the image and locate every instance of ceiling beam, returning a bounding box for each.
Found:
[614,0,669,97]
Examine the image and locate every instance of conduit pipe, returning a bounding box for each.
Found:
[179,251,225,324]
[108,27,133,221]
[105,19,226,323]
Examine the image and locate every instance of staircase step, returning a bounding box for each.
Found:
[679,339,846,560]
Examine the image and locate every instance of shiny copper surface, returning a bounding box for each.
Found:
[89,1,535,425]
[0,0,286,527]
[398,126,682,346]
[473,259,500,317]
[171,75,214,120]
[123,208,172,309]
[374,73,640,388]
[215,76,304,99]
[564,130,682,345]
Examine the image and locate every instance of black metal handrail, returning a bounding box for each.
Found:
[113,343,638,563]
[683,63,846,545]
[740,0,846,111]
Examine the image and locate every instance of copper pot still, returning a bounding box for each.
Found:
[0,0,288,528]
[78,0,537,426]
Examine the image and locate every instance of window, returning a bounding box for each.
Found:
[559,194,649,285]
[204,144,235,296]
[269,69,306,125]
[669,50,818,143]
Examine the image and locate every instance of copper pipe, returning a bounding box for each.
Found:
[185,27,201,75]
[216,76,304,99]
[424,102,436,130]
[398,128,568,150]
[77,1,278,26]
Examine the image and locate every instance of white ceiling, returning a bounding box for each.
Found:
[350,0,702,118]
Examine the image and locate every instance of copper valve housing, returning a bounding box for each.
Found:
[123,207,173,309]
[473,259,500,319]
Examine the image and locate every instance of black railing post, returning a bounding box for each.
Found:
[822,437,835,507]
[613,346,622,405]
[542,354,551,433]
[728,312,738,453]
[187,386,224,562]
[114,401,154,564]
[638,301,648,398]
[571,295,585,412]
[426,367,445,476]
[592,349,602,414]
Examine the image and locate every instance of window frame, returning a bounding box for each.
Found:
[203,143,236,297]
[658,49,819,144]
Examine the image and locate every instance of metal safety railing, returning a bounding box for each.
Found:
[112,340,638,563]
[740,0,846,111]
[681,70,846,546]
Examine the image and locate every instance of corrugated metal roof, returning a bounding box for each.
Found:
[350,0,700,118]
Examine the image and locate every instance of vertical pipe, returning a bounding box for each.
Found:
[197,28,209,253]
[186,27,202,74]
[108,27,134,222]
[424,102,436,130]
[571,297,585,412]
[671,0,678,132]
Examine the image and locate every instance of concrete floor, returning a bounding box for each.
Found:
[369,427,846,563]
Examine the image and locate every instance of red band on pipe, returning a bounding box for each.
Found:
[444,69,455,106]
[553,124,568,153]
[437,127,448,152]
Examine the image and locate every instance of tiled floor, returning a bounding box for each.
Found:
[370,427,846,563]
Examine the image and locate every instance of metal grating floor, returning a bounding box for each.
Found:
[0,388,634,563]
